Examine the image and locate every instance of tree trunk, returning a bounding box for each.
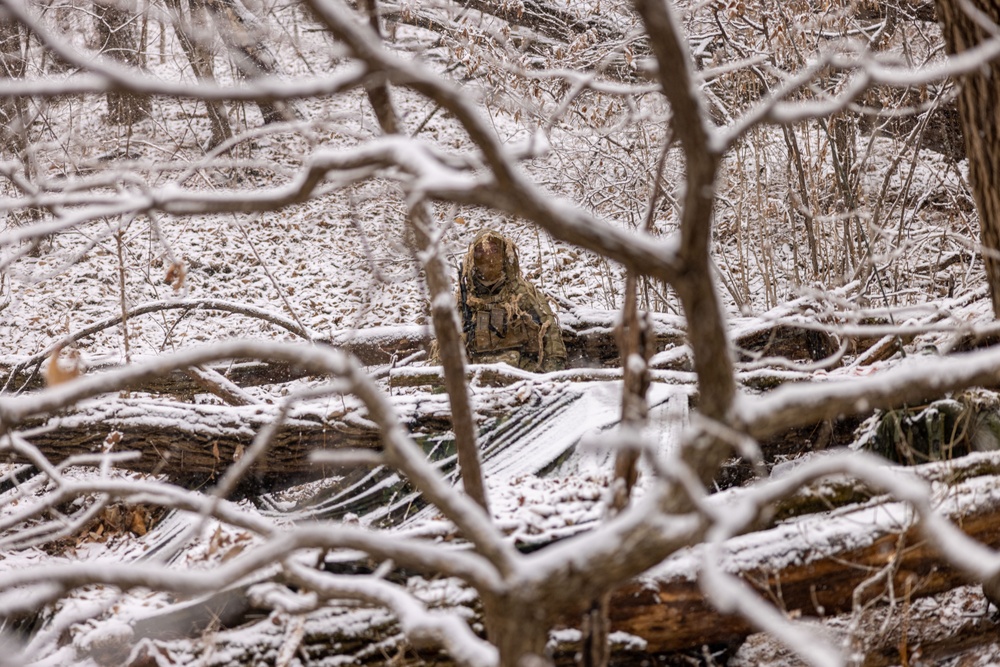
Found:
[483,593,554,667]
[165,0,234,148]
[935,0,1000,317]
[94,0,151,124]
[0,13,27,159]
[203,0,299,124]
[353,0,489,513]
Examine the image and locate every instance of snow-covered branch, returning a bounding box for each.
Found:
[1,0,367,102]
[285,562,499,667]
[737,344,1000,441]
[0,522,500,616]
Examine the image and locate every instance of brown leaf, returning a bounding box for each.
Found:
[129,508,147,537]
[164,261,187,292]
[104,430,123,452]
[221,543,245,562]
[43,346,84,386]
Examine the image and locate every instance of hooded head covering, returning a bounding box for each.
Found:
[462,229,522,296]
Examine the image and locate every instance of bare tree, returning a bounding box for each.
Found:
[0,7,27,159]
[935,0,1000,316]
[94,0,151,125]
[164,0,235,148]
[203,0,300,123]
[6,1,1000,666]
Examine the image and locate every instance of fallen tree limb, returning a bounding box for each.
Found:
[736,583,999,667]
[6,382,579,490]
[389,363,698,389]
[2,308,848,396]
[0,325,431,394]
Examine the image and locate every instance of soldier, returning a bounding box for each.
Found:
[457,229,567,372]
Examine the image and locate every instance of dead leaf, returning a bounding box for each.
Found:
[129,508,147,536]
[221,543,245,562]
[43,346,84,386]
[164,261,187,292]
[104,430,123,452]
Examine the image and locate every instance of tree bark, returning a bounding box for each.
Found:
[355,0,489,514]
[94,0,151,124]
[607,481,1000,653]
[935,0,1000,317]
[10,399,388,490]
[165,0,234,148]
[203,0,299,124]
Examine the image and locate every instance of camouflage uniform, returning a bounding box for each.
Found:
[457,230,567,372]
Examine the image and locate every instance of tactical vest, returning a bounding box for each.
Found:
[468,293,541,360]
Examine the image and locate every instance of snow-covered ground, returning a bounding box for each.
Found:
[3,0,1000,665]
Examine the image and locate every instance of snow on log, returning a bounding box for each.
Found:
[0,326,431,394]
[605,461,1000,653]
[0,312,844,395]
[116,455,1000,663]
[12,397,451,490]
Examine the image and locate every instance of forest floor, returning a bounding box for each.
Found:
[3,8,1000,666]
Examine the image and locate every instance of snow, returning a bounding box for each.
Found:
[2,0,1000,664]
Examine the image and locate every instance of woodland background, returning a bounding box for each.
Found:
[4,0,1000,665]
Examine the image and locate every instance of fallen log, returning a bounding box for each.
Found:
[106,454,1000,664]
[606,468,1000,653]
[0,326,431,395]
[9,397,454,491]
[0,310,847,397]
[6,381,580,492]
[388,363,698,389]
[736,584,1000,667]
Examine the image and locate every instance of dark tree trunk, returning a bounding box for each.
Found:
[935,0,1000,317]
[165,0,234,148]
[0,13,27,159]
[482,593,554,667]
[94,0,151,125]
[203,0,300,124]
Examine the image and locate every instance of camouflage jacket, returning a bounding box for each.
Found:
[457,230,567,372]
